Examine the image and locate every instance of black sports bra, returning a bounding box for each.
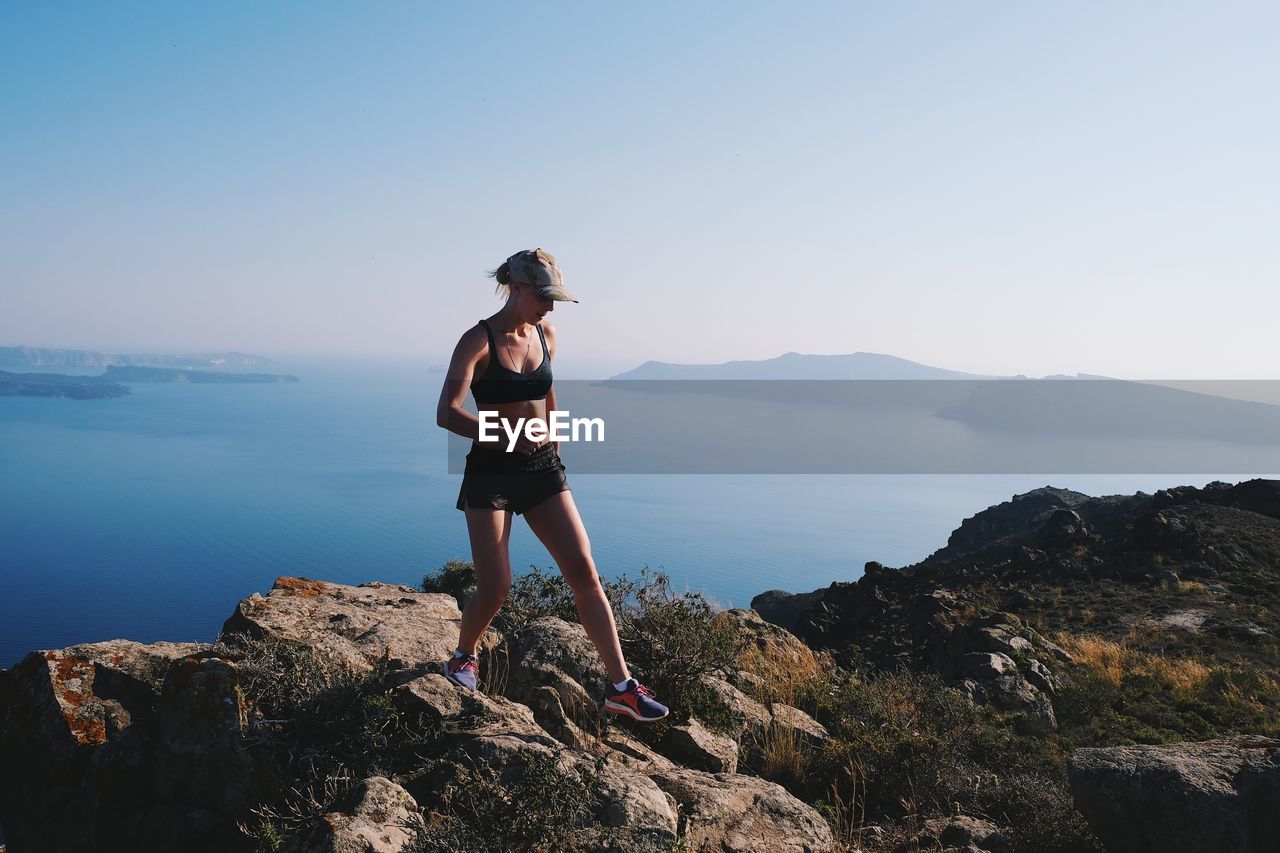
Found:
[470,319,553,404]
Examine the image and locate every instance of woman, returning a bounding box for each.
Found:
[435,248,669,723]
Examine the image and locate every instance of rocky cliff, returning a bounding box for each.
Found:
[0,578,832,852]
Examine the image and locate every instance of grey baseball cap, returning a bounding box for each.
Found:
[506,248,579,302]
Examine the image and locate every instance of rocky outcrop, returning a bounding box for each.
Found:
[219,577,467,674]
[750,588,825,633]
[650,767,833,853]
[0,577,833,853]
[1067,736,1280,853]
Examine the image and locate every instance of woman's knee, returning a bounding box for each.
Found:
[560,554,600,592]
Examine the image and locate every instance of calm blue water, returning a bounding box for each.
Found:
[0,358,1259,670]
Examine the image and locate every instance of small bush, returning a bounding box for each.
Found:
[496,564,580,633]
[422,559,476,607]
[213,633,440,852]
[971,771,1105,853]
[608,568,745,723]
[409,750,607,853]
[811,669,983,817]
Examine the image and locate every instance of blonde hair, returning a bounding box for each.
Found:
[486,261,513,300]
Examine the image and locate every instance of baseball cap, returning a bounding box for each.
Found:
[506,248,579,303]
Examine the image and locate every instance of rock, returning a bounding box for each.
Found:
[503,617,608,736]
[960,652,1016,680]
[152,654,264,815]
[767,703,828,746]
[723,609,815,668]
[749,589,826,634]
[1036,507,1089,548]
[948,623,1032,660]
[1068,735,1280,853]
[1024,658,1057,695]
[392,672,555,745]
[282,776,424,853]
[704,677,771,738]
[1135,509,1202,557]
[990,673,1057,733]
[895,814,1012,853]
[219,577,467,675]
[650,766,833,852]
[424,734,679,849]
[658,718,739,773]
[0,640,214,851]
[1204,619,1272,643]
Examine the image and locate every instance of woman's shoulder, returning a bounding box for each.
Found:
[453,322,490,358]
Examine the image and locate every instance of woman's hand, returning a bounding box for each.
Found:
[509,433,543,454]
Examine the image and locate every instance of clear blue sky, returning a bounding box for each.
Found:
[3,2,1277,378]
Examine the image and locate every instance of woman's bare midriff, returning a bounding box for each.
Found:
[473,398,552,451]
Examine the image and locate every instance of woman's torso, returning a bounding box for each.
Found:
[469,318,552,444]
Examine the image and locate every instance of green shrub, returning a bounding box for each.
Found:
[496,564,580,633]
[607,568,745,725]
[811,669,982,817]
[422,559,477,607]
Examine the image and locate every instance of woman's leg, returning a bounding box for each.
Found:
[456,507,514,655]
[523,490,629,684]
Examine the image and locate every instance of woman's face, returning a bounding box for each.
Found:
[514,285,555,323]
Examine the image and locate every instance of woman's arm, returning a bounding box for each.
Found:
[544,322,560,455]
[436,326,487,442]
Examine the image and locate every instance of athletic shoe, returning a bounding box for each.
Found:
[444,653,479,691]
[603,678,669,722]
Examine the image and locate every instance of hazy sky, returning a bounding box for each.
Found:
[3,2,1277,378]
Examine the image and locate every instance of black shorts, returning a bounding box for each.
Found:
[455,441,570,515]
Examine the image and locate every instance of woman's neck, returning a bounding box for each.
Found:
[491,305,533,335]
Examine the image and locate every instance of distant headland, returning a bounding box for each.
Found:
[0,345,274,373]
[0,346,298,400]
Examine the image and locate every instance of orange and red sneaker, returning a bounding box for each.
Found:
[603,678,669,722]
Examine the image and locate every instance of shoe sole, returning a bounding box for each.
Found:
[604,698,669,722]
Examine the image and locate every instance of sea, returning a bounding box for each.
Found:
[0,357,1262,670]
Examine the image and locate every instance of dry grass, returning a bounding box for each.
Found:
[1175,580,1207,594]
[1053,630,1213,695]
[735,634,833,709]
[747,720,817,791]
[826,756,870,851]
[478,638,510,697]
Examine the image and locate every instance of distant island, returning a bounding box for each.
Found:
[0,366,298,400]
[103,365,298,384]
[611,350,998,379]
[0,345,274,374]
[0,370,131,399]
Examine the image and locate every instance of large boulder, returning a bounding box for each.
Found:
[749,589,826,634]
[649,766,833,852]
[502,616,609,737]
[1068,735,1280,853]
[392,671,554,746]
[0,640,212,851]
[219,577,468,674]
[658,718,739,774]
